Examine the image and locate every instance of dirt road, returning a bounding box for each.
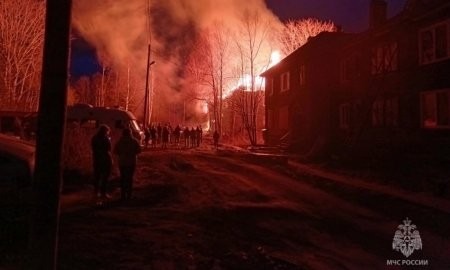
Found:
[57,146,450,269]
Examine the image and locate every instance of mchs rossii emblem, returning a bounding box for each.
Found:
[392,218,422,258]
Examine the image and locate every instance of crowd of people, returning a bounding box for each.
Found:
[143,123,204,149]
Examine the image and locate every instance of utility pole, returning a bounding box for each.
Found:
[143,0,154,129]
[143,45,155,129]
[27,0,72,269]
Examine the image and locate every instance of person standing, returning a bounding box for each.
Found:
[213,130,220,149]
[114,128,142,201]
[162,125,169,149]
[91,124,113,199]
[144,127,151,148]
[183,126,190,148]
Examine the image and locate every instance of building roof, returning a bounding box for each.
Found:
[260,32,354,77]
[261,0,450,79]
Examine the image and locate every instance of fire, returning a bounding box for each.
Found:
[236,74,265,91]
[201,101,208,114]
[269,50,281,67]
[232,50,281,93]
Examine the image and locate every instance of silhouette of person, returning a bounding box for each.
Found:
[144,127,151,148]
[162,125,169,149]
[184,126,190,148]
[114,128,142,200]
[213,130,220,149]
[190,127,196,148]
[196,126,201,147]
[174,125,181,146]
[150,125,157,148]
[91,124,113,199]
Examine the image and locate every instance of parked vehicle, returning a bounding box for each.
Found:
[0,105,144,145]
[0,111,37,140]
[0,134,35,250]
[0,134,35,188]
[66,104,144,145]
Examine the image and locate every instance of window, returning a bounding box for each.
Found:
[80,119,98,128]
[372,98,399,127]
[419,20,449,64]
[371,42,398,74]
[299,65,306,86]
[267,77,274,96]
[339,103,351,129]
[279,106,289,130]
[280,72,290,92]
[421,89,450,128]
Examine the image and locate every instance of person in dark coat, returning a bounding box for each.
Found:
[174,125,181,146]
[114,128,142,200]
[91,124,113,198]
[213,130,220,149]
[144,127,151,148]
[162,125,169,149]
[150,125,157,148]
[183,127,190,148]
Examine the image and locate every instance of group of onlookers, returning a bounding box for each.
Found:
[91,125,141,202]
[143,123,203,149]
[91,122,220,203]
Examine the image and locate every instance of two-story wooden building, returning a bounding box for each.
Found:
[261,32,353,154]
[261,0,450,158]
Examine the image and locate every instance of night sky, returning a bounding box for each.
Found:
[70,37,101,78]
[265,0,408,32]
[71,0,408,77]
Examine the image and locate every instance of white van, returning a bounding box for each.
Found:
[66,104,144,145]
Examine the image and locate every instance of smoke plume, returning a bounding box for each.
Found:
[72,0,281,120]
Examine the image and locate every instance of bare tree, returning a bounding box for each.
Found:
[233,9,273,146]
[69,64,140,111]
[0,0,45,111]
[185,23,232,133]
[279,18,336,55]
[70,76,92,104]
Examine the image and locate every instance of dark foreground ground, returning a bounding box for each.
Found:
[2,144,450,269]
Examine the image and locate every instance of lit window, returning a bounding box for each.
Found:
[421,89,450,128]
[419,20,449,64]
[280,72,290,92]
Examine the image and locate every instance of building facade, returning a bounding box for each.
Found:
[261,0,450,157]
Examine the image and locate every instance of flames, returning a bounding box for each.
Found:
[72,0,283,122]
[236,74,265,91]
[269,50,281,67]
[230,49,281,96]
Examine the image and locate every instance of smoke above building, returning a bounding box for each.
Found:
[72,0,281,120]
